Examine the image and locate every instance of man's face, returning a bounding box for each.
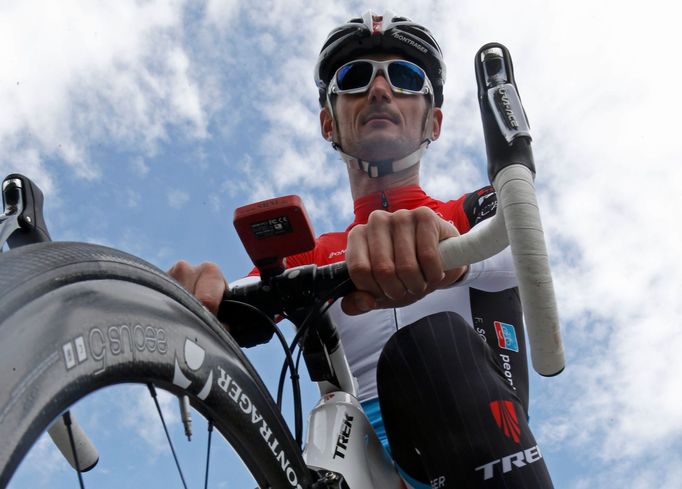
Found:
[321,54,441,162]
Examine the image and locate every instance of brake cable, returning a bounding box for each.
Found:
[275,278,355,448]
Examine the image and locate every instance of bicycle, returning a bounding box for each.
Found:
[0,43,564,488]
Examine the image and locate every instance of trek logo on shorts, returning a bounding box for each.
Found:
[494,321,519,352]
[490,400,521,443]
[475,445,543,480]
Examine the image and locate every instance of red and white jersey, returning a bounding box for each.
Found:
[245,185,516,402]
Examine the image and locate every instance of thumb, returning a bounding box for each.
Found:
[436,219,467,286]
[437,218,460,240]
[194,267,227,315]
[341,291,377,316]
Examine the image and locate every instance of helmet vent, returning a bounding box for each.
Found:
[371,15,383,34]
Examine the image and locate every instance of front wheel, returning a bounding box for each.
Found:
[0,242,314,488]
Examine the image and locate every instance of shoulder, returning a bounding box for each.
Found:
[460,185,498,228]
[431,185,497,233]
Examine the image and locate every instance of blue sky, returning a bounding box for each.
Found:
[2,0,682,488]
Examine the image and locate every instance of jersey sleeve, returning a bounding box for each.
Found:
[458,248,517,291]
[444,185,497,235]
[462,185,497,229]
[451,187,516,292]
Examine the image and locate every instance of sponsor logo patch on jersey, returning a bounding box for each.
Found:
[328,249,346,260]
[494,321,519,352]
[490,400,521,443]
[463,186,497,227]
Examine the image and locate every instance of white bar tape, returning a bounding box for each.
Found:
[438,201,509,268]
[494,165,564,376]
[48,413,99,472]
[438,164,564,376]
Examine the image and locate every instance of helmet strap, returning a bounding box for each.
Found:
[333,139,431,178]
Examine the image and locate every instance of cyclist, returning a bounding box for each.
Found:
[170,11,554,488]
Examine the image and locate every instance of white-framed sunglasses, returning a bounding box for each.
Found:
[328,59,434,102]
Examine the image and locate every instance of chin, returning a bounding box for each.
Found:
[355,136,409,161]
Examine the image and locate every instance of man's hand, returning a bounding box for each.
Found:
[342,206,467,315]
[167,261,227,316]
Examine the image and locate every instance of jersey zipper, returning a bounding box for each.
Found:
[384,191,396,330]
[381,191,389,210]
[382,191,397,331]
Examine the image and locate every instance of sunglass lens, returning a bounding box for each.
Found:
[388,61,425,91]
[337,61,373,91]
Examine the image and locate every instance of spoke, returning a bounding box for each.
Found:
[147,384,188,489]
[63,411,86,489]
[204,419,213,489]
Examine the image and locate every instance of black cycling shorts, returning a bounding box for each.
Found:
[375,288,554,488]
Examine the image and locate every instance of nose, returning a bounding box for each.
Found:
[367,70,393,103]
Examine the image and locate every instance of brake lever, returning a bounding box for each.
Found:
[475,43,535,183]
[0,174,52,249]
[0,178,23,249]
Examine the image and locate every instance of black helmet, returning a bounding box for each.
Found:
[314,10,447,107]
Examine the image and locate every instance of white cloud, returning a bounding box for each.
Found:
[0,148,56,196]
[203,0,240,28]
[120,386,179,459]
[13,432,68,484]
[131,156,150,177]
[572,452,682,489]
[125,188,140,208]
[167,188,190,209]
[0,0,207,189]
[507,5,682,481]
[208,193,222,212]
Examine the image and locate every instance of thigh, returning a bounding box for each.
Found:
[376,311,554,488]
[470,287,529,410]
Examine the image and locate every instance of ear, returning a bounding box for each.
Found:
[320,107,334,141]
[430,107,443,141]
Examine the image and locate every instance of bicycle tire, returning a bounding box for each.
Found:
[0,242,313,489]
